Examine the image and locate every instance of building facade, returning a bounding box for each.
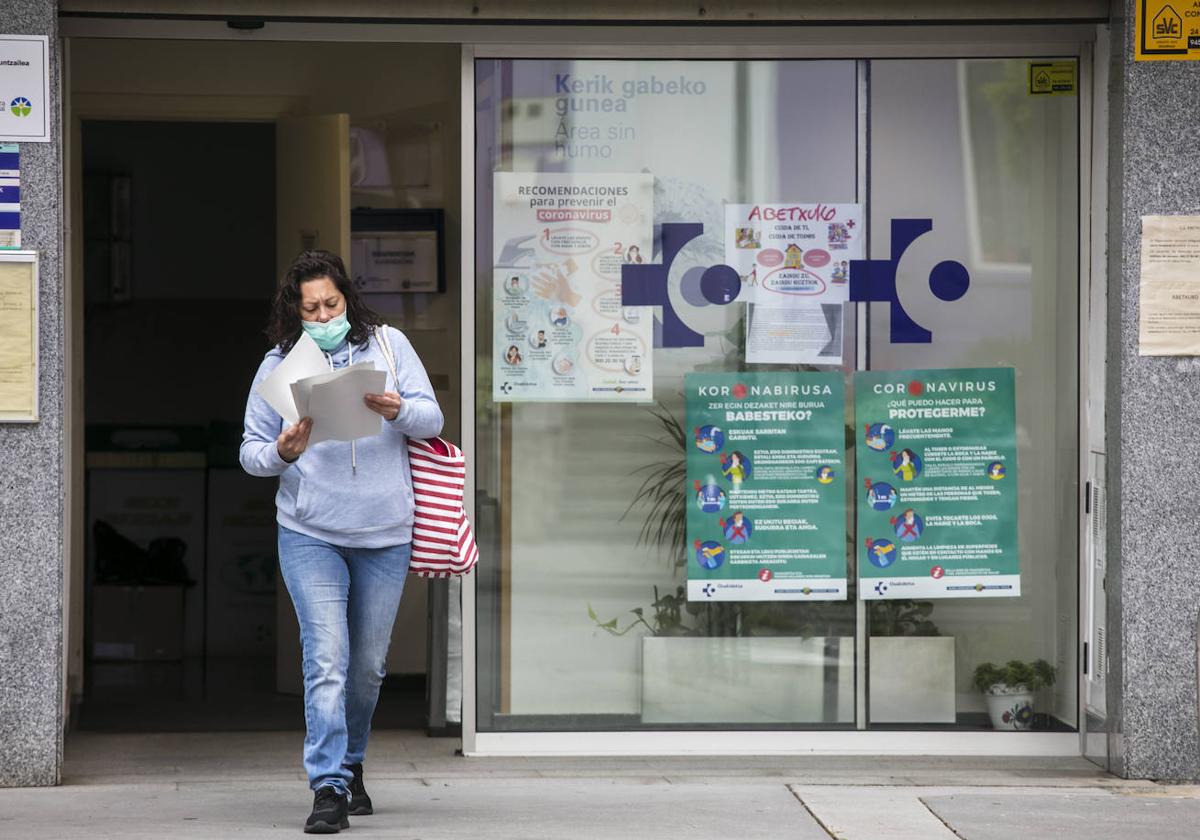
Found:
[2,0,1199,785]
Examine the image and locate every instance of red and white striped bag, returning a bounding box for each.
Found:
[374,326,478,577]
[406,436,479,578]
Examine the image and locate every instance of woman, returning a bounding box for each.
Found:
[722,451,747,488]
[240,250,442,834]
[893,449,919,482]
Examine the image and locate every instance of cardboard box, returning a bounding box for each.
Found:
[91,585,184,661]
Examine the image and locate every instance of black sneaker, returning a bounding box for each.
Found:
[304,785,349,834]
[346,762,373,816]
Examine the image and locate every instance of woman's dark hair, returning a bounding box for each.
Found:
[266,249,383,351]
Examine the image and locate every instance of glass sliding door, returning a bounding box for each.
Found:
[865,60,1079,731]
[475,58,861,731]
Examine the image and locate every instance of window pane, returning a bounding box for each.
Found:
[475,59,861,731]
[866,59,1079,730]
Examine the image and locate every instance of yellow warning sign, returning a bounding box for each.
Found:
[1028,61,1077,96]
[1136,0,1200,61]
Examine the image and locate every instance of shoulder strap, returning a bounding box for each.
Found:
[374,325,399,389]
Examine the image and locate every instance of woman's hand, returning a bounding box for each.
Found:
[364,391,402,421]
[277,417,312,463]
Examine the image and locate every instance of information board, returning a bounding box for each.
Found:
[855,367,1019,599]
[685,372,847,601]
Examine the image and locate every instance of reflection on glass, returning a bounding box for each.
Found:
[866,59,1078,731]
[474,56,1079,735]
[476,59,859,731]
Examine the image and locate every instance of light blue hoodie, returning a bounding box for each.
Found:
[240,326,443,549]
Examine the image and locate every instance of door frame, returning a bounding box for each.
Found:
[57,16,1107,757]
[459,29,1105,758]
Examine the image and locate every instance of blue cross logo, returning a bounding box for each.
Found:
[621,218,970,348]
[849,219,970,343]
[621,223,741,348]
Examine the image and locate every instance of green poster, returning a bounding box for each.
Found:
[685,372,846,601]
[854,367,1019,599]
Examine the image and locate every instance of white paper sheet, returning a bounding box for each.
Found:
[724,203,863,309]
[305,365,388,444]
[1139,215,1200,355]
[289,361,374,420]
[746,303,844,365]
[254,332,329,424]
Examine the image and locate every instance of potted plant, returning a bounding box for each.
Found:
[972,659,1056,730]
[589,589,853,724]
[587,584,701,638]
[590,397,857,724]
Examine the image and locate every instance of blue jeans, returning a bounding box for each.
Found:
[277,525,411,793]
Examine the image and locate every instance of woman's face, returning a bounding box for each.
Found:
[299,277,346,323]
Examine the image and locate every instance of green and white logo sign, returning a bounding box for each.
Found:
[685,372,847,602]
[855,367,1019,599]
[0,36,50,142]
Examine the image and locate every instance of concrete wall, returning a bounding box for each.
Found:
[0,0,64,787]
[1111,0,1200,780]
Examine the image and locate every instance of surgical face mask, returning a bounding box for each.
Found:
[301,311,351,351]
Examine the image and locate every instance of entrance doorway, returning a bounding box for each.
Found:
[65,37,463,732]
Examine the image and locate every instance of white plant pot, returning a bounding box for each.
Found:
[869,636,956,724]
[641,636,854,724]
[984,688,1036,730]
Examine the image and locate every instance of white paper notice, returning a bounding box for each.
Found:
[304,365,387,445]
[1139,215,1200,356]
[289,361,374,419]
[255,332,329,424]
[725,203,863,308]
[746,303,844,365]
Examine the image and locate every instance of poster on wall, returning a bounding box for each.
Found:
[724,203,863,307]
[0,251,37,421]
[0,143,18,248]
[1138,215,1200,355]
[492,172,654,402]
[0,36,50,143]
[744,303,843,366]
[685,372,847,601]
[351,231,439,294]
[855,367,1019,599]
[725,202,862,366]
[1135,0,1200,61]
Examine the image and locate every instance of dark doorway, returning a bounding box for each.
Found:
[77,119,423,731]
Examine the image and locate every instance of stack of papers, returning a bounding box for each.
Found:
[255,332,387,444]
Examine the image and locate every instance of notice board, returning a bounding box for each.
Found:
[0,250,36,421]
